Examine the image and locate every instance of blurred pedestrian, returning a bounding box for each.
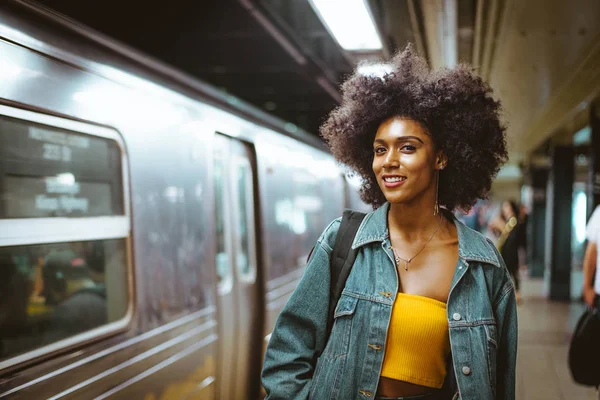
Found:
[517,204,529,274]
[572,205,600,397]
[455,204,480,231]
[489,200,522,303]
[583,205,600,309]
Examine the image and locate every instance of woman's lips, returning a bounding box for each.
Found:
[382,175,406,188]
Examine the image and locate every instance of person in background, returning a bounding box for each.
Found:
[517,204,529,274]
[477,200,497,241]
[455,201,481,231]
[489,200,522,303]
[583,205,600,308]
[582,206,600,400]
[0,251,33,358]
[42,246,107,343]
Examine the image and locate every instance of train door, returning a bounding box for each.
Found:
[214,134,262,399]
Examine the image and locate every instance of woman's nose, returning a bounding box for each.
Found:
[383,151,399,169]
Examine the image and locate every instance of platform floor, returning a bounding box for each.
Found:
[516,278,598,400]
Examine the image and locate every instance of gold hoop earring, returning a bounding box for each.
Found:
[434,170,440,216]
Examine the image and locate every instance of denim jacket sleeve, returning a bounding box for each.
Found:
[491,247,518,400]
[261,219,340,400]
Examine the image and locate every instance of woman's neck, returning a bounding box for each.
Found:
[388,201,442,241]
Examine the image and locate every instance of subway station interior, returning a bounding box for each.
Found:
[0,0,600,399]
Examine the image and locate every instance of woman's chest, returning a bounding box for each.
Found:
[342,246,496,319]
[396,247,458,302]
[344,242,459,303]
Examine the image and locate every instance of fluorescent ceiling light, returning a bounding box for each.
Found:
[309,0,383,51]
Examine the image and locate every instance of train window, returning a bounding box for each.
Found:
[0,114,124,219]
[0,106,131,369]
[214,149,233,293]
[0,239,128,362]
[234,158,256,282]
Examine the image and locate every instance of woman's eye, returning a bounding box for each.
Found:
[401,145,417,152]
[374,147,386,154]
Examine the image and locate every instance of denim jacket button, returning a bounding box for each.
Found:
[453,313,462,321]
[462,366,471,375]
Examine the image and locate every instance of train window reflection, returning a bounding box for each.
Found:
[214,152,231,290]
[292,173,324,267]
[235,159,255,281]
[0,239,128,362]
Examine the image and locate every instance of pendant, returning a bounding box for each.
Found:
[394,254,410,271]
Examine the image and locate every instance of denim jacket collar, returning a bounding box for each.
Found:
[351,202,501,268]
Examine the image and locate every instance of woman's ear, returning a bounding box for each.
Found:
[436,152,448,170]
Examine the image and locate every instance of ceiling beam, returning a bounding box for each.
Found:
[472,0,484,67]
[480,0,500,80]
[442,0,458,67]
[407,0,427,58]
[238,0,308,65]
[237,0,342,102]
[521,39,600,154]
[420,0,458,69]
[366,0,392,59]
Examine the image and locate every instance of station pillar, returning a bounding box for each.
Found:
[545,145,574,301]
[528,167,548,278]
[590,102,600,216]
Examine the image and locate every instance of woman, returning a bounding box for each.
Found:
[262,46,517,400]
[489,200,521,302]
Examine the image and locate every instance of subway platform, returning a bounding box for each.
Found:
[516,278,597,400]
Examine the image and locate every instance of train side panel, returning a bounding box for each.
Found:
[0,3,358,399]
[255,136,345,352]
[0,8,222,399]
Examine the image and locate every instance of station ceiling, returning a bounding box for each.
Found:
[28,0,600,170]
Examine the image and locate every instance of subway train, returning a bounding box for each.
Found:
[0,2,369,399]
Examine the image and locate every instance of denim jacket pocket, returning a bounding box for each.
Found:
[309,295,358,399]
[483,323,498,393]
[322,294,359,359]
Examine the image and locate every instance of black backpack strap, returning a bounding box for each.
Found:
[327,210,366,337]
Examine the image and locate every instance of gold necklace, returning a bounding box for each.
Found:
[390,215,442,271]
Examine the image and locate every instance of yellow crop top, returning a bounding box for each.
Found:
[380,293,451,389]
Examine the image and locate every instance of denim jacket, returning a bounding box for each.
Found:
[262,203,518,400]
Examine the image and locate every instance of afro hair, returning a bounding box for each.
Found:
[320,45,508,211]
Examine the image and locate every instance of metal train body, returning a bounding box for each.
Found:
[0,2,368,399]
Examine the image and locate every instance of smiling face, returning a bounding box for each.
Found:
[372,116,444,206]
